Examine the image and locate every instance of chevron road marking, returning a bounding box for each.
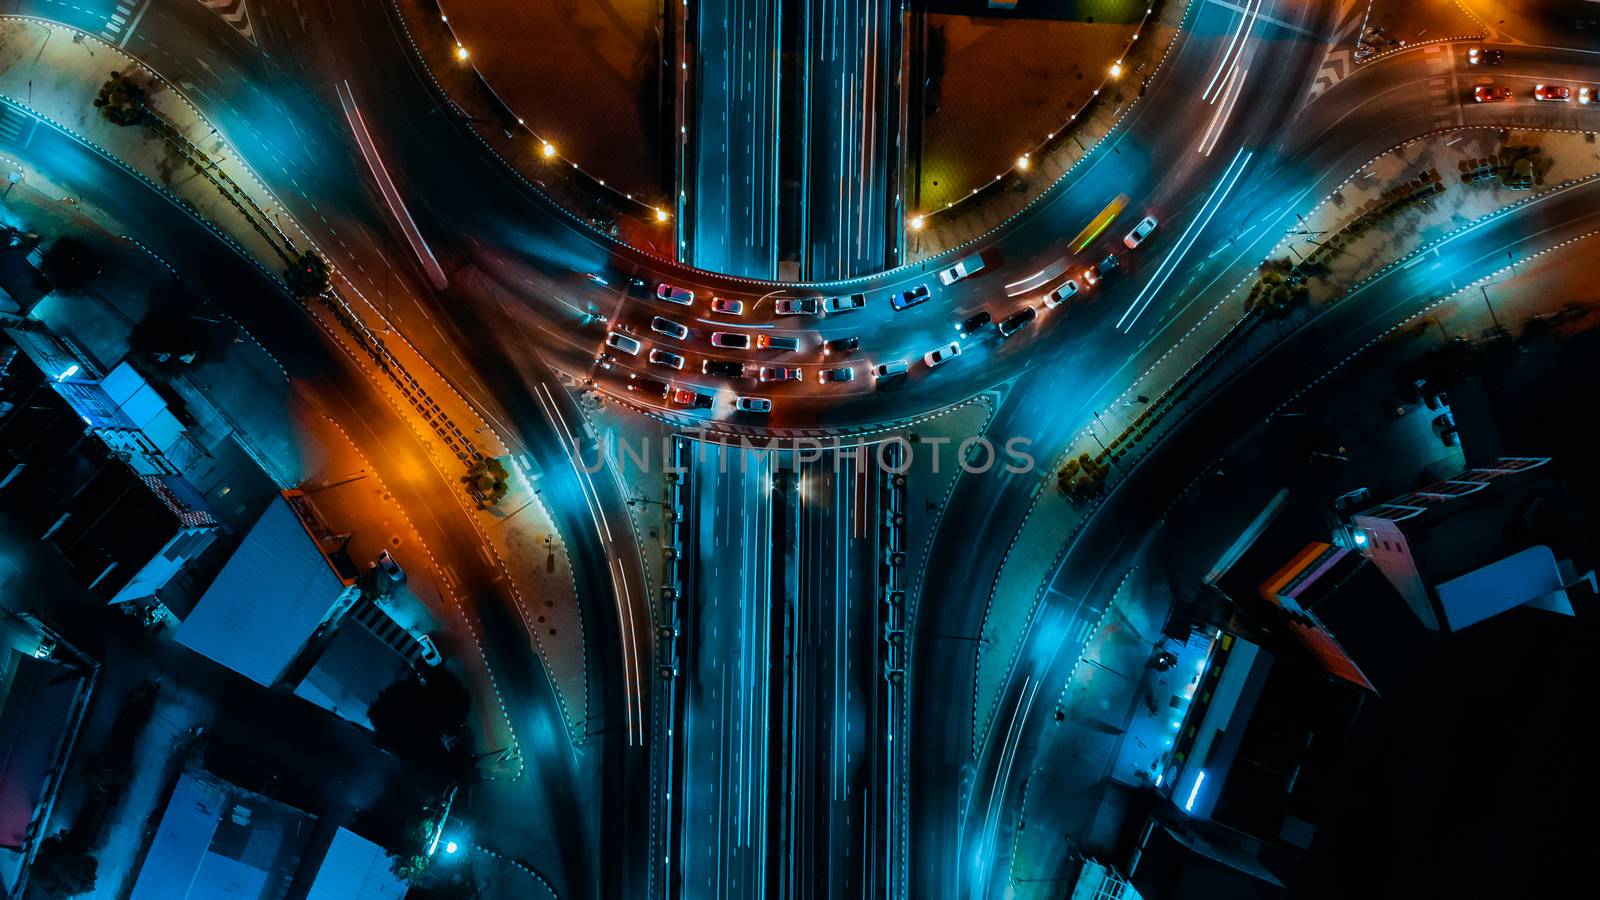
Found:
[198,0,258,45]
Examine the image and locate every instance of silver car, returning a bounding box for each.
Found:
[923,342,962,368]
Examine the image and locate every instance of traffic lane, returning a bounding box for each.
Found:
[249,0,1305,435]
[437,266,658,791]
[969,173,1600,899]
[803,1,896,280]
[795,453,876,895]
[47,0,525,429]
[685,0,782,278]
[903,323,1139,899]
[18,0,126,35]
[681,447,776,900]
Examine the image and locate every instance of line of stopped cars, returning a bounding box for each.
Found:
[598,213,1158,416]
[1466,45,1598,105]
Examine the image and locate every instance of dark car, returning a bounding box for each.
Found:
[1467,47,1502,65]
[628,375,671,398]
[997,306,1037,337]
[956,309,992,335]
[822,337,860,356]
[759,366,802,383]
[702,359,746,378]
[774,297,821,316]
[890,284,931,311]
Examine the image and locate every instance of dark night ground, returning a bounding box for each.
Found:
[1287,326,1600,895]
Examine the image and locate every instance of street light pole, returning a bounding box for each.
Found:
[1479,284,1501,331]
[1090,410,1118,468]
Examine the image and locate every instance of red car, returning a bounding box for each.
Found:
[670,387,714,409]
[1473,85,1512,103]
[1533,83,1571,102]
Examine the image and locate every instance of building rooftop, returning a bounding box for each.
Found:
[177,493,355,686]
[129,766,315,900]
[303,827,407,900]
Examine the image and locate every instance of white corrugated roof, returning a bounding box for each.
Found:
[177,494,346,685]
[305,828,408,900]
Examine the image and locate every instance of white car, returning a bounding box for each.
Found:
[823,293,866,314]
[735,396,772,413]
[937,253,986,286]
[710,331,752,349]
[710,296,745,316]
[656,283,695,305]
[1043,279,1080,309]
[651,317,688,340]
[923,342,962,368]
[606,332,642,355]
[649,348,686,370]
[872,359,909,379]
[1124,216,1158,249]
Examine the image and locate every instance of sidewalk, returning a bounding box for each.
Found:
[1,16,592,741]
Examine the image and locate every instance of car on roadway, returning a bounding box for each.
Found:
[710,331,751,350]
[872,359,910,379]
[628,374,671,398]
[671,387,714,409]
[822,336,860,356]
[819,366,855,384]
[656,283,695,305]
[1534,83,1572,102]
[374,550,406,585]
[735,396,772,413]
[416,634,442,667]
[1124,216,1158,249]
[956,309,992,335]
[1582,85,1597,105]
[890,284,932,311]
[997,306,1037,337]
[710,296,745,316]
[923,342,962,368]
[1466,47,1502,65]
[702,359,746,378]
[649,348,686,370]
[759,366,802,383]
[651,316,689,340]
[823,293,867,314]
[1043,279,1080,309]
[1473,84,1512,103]
[1081,264,1100,287]
[606,331,642,355]
[937,252,986,286]
[774,297,821,317]
[756,334,802,351]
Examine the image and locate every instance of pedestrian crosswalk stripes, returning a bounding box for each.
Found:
[100,1,137,43]
[348,598,425,664]
[198,0,258,45]
[0,107,24,144]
